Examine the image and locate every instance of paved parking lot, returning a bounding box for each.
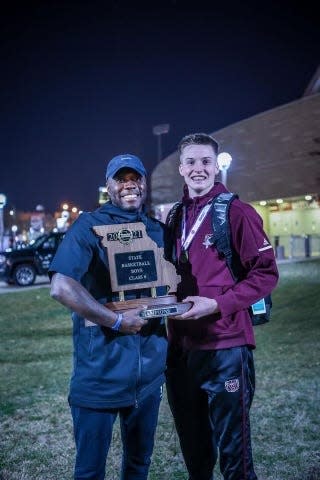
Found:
[0,275,50,294]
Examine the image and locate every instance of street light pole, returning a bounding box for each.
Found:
[157,135,162,164]
[152,124,170,163]
[217,152,232,187]
[0,193,7,251]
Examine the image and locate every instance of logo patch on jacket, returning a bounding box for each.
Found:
[258,238,273,252]
[225,378,240,392]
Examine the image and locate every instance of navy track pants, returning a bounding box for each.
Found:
[70,388,162,480]
[166,346,258,480]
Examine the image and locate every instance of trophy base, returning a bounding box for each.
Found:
[105,295,192,318]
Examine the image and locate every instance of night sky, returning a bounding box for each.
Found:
[1,1,319,213]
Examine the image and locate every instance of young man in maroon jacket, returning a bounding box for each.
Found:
[166,133,279,480]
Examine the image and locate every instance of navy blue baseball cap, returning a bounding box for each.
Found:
[106,154,147,180]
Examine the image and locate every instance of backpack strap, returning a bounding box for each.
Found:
[165,201,183,263]
[210,192,238,281]
[165,201,183,229]
[212,193,272,326]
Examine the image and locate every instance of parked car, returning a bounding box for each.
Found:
[0,232,65,286]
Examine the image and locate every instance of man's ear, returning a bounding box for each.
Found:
[215,161,219,175]
[179,163,184,177]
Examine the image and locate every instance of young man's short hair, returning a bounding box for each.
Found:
[178,133,219,156]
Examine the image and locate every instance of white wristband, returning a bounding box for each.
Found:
[111,313,123,331]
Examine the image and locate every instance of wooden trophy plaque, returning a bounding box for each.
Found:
[93,222,191,318]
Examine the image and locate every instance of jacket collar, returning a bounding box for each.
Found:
[182,182,229,208]
[98,201,149,224]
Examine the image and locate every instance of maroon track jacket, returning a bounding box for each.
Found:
[168,182,279,351]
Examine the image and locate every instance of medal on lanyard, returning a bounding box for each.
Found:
[179,249,189,263]
[179,202,212,264]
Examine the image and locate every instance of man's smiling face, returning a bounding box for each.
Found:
[179,144,219,198]
[107,167,147,211]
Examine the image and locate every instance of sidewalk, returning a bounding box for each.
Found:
[276,256,320,264]
[0,275,49,294]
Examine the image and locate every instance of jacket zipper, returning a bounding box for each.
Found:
[135,335,142,408]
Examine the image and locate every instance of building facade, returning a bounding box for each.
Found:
[151,73,320,259]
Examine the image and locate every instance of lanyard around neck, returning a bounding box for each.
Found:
[181,201,212,252]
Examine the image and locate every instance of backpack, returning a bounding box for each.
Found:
[166,192,272,326]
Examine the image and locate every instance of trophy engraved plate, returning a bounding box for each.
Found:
[140,301,192,319]
[93,222,192,319]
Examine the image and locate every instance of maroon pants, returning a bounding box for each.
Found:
[166,346,257,480]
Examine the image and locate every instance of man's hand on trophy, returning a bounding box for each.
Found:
[119,307,149,334]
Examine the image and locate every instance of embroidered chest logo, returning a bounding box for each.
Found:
[225,379,240,393]
[202,234,214,249]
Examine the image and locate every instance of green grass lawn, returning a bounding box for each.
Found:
[0,259,320,480]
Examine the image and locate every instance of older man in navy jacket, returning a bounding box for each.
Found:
[50,154,168,480]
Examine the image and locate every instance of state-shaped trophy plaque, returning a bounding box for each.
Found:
[93,222,192,319]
